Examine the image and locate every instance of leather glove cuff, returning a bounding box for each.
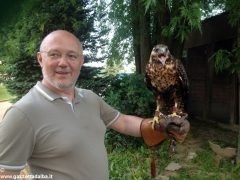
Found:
[140,118,167,147]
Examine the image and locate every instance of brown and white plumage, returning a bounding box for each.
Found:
[145,44,189,127]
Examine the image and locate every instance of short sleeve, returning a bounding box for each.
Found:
[83,90,120,127]
[97,96,120,127]
[0,106,35,171]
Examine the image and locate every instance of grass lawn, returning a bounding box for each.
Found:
[107,121,240,180]
[0,84,14,101]
[108,141,240,180]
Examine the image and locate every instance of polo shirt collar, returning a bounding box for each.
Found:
[35,81,83,103]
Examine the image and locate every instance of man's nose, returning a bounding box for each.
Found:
[58,55,69,66]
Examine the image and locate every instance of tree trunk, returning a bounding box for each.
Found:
[236,22,240,164]
[130,0,141,74]
[237,73,240,164]
[138,1,151,74]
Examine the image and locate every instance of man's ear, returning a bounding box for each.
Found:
[80,56,84,66]
[37,52,43,68]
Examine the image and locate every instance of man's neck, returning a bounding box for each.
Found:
[41,80,75,101]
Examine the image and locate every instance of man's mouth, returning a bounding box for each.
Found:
[56,71,70,75]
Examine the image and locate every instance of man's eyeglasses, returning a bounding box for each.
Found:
[40,50,81,62]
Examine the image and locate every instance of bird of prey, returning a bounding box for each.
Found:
[145,44,189,127]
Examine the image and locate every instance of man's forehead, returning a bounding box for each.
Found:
[43,35,79,46]
[40,30,82,51]
[45,30,78,41]
[46,48,79,53]
[41,42,81,53]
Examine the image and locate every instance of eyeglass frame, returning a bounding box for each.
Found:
[39,50,82,62]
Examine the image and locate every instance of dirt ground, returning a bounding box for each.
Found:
[188,119,237,146]
[175,118,238,158]
[161,118,239,178]
[0,101,12,121]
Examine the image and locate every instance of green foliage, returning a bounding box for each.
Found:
[105,128,143,151]
[106,0,239,74]
[103,73,155,149]
[162,1,202,42]
[0,0,35,26]
[105,58,124,76]
[0,0,98,99]
[78,73,156,114]
[226,0,240,26]
[232,163,240,178]
[210,47,240,73]
[210,49,231,73]
[142,0,157,13]
[77,68,116,97]
[208,1,240,74]
[4,54,42,100]
[104,73,155,117]
[0,12,43,99]
[107,0,203,72]
[106,0,134,71]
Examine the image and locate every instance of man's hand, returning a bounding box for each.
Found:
[165,115,190,143]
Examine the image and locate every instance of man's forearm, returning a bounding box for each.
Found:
[110,114,142,137]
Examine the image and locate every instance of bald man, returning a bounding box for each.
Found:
[0,30,189,179]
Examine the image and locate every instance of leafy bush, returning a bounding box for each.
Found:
[79,73,156,117]
[104,73,155,149]
[4,53,42,100]
[104,73,155,117]
[77,67,116,97]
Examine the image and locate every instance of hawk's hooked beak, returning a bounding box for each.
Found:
[158,54,167,65]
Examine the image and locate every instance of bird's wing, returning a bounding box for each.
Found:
[145,65,159,96]
[176,59,189,92]
[145,72,153,91]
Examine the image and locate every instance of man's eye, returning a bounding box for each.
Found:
[68,54,78,60]
[49,53,60,58]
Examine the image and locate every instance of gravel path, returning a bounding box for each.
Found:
[0,101,12,121]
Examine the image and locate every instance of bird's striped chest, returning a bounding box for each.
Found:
[146,61,178,91]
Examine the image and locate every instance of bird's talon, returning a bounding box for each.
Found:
[168,112,181,118]
[149,116,159,129]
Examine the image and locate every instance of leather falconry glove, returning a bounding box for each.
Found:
[140,114,190,147]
